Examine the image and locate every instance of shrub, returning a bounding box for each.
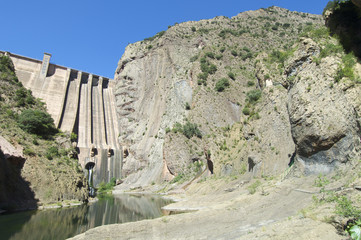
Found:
[246,89,262,103]
[205,52,215,59]
[247,81,255,87]
[17,109,57,137]
[97,177,116,196]
[185,102,191,110]
[269,50,290,66]
[215,54,223,60]
[248,180,261,194]
[242,52,253,61]
[182,122,202,139]
[70,132,78,142]
[191,26,196,32]
[190,54,199,62]
[335,195,361,219]
[228,72,235,80]
[215,78,230,92]
[319,43,343,58]
[24,147,36,156]
[200,58,217,75]
[198,72,208,86]
[46,146,59,160]
[242,107,250,115]
[171,121,202,139]
[335,52,357,82]
[170,173,185,183]
[208,64,217,74]
[231,50,238,57]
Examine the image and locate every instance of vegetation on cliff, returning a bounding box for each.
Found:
[115,5,361,238]
[0,55,88,209]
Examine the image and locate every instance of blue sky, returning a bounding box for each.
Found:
[1,0,330,78]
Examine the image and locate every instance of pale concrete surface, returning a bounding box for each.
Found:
[0,51,123,184]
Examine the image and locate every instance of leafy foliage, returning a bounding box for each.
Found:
[17,109,57,137]
[346,220,361,240]
[228,72,235,80]
[97,177,116,196]
[171,121,202,139]
[215,78,230,92]
[335,52,358,82]
[246,89,262,103]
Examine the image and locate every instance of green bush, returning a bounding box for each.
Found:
[228,72,235,80]
[70,132,78,142]
[319,43,343,58]
[335,195,361,219]
[215,54,223,60]
[190,54,199,62]
[170,173,185,183]
[46,146,59,160]
[246,89,262,103]
[248,180,261,194]
[17,109,57,137]
[24,147,36,156]
[182,122,202,139]
[242,52,253,61]
[215,78,230,92]
[171,121,202,139]
[97,177,116,196]
[185,102,191,110]
[247,81,255,87]
[200,57,217,75]
[335,52,357,82]
[269,50,291,66]
[242,107,250,115]
[205,52,215,59]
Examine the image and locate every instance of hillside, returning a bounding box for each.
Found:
[69,4,361,239]
[114,6,360,188]
[0,55,88,210]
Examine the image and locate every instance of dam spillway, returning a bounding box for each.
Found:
[2,51,122,186]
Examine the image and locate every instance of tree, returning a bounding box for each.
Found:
[18,109,57,137]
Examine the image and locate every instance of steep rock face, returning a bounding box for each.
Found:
[285,38,360,173]
[0,136,37,210]
[114,7,360,187]
[115,39,195,185]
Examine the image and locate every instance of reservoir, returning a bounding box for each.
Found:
[0,194,172,240]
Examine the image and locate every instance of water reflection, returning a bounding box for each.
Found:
[0,194,171,240]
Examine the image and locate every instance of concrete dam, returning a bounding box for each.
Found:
[1,51,122,186]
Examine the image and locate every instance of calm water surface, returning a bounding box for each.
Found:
[0,194,172,240]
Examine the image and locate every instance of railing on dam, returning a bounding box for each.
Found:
[0,51,122,186]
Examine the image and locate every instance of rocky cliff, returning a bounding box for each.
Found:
[114,6,361,187]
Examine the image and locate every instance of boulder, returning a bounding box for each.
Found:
[0,135,25,169]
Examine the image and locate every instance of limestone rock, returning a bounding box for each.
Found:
[286,40,360,174]
[0,135,25,169]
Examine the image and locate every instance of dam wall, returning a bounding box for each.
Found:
[1,51,122,186]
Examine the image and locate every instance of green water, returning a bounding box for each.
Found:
[0,194,171,240]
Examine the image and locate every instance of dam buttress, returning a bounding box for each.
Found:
[1,51,122,186]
